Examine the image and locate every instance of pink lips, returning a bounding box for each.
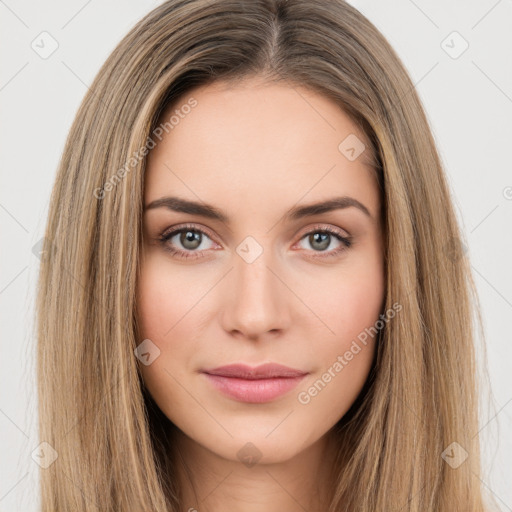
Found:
[201,363,308,403]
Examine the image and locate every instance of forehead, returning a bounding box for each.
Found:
[144,79,380,220]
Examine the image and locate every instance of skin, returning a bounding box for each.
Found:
[136,77,385,512]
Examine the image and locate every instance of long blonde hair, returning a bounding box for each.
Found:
[36,0,493,510]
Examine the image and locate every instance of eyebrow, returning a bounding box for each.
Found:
[144,195,372,222]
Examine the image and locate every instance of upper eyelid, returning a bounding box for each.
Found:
[162,223,219,244]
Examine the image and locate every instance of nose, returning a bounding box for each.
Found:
[220,246,292,341]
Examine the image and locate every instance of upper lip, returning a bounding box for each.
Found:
[202,363,308,380]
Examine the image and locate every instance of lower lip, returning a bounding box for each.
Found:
[202,373,307,403]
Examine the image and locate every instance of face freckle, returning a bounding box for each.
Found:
[136,78,385,466]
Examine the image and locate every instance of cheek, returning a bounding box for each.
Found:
[295,252,384,416]
[137,252,183,333]
[307,250,385,349]
[135,258,187,399]
[135,254,217,412]
[136,252,207,339]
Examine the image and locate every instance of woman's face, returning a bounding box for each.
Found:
[137,78,385,464]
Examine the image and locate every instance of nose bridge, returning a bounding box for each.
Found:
[221,237,290,337]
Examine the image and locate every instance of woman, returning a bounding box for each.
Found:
[35,0,493,510]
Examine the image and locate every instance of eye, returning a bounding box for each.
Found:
[294,225,352,259]
[158,223,352,261]
[158,223,219,260]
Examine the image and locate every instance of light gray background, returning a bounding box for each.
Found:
[1,1,511,510]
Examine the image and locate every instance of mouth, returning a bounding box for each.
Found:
[201,363,308,403]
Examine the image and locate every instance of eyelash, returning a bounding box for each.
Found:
[157,223,352,261]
